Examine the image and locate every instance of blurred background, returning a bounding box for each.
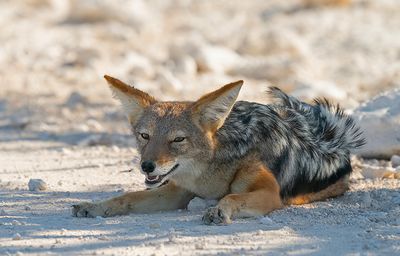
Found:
[1,0,399,144]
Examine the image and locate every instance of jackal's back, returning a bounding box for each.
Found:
[216,88,365,199]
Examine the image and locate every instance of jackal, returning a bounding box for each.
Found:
[72,75,364,225]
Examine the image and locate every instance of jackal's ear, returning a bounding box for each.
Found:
[192,80,243,133]
[104,75,156,125]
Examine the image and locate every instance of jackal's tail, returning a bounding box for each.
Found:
[267,87,365,152]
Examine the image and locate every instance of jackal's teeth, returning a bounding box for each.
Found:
[146,175,160,182]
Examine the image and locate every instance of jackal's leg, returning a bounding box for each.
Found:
[72,181,194,218]
[202,189,283,225]
[203,163,283,225]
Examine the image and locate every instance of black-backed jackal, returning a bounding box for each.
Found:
[72,75,364,225]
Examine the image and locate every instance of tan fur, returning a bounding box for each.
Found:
[225,160,283,216]
[104,75,156,107]
[202,155,283,224]
[72,181,194,217]
[285,175,349,205]
[152,102,190,117]
[104,75,156,125]
[156,157,173,166]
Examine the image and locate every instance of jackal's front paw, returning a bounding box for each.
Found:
[202,206,232,225]
[72,202,107,218]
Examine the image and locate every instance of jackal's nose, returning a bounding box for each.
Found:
[141,161,156,173]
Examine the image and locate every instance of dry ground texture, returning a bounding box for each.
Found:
[1,0,400,255]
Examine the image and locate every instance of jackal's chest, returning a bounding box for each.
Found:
[189,180,230,199]
[172,167,236,199]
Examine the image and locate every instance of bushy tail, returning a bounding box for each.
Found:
[267,87,365,152]
[312,98,365,150]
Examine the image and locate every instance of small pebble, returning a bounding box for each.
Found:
[168,234,177,243]
[259,216,274,225]
[13,233,22,240]
[116,188,125,193]
[391,155,400,168]
[12,220,21,226]
[28,179,48,191]
[65,91,88,108]
[61,148,73,155]
[188,197,208,211]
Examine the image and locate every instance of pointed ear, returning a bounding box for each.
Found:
[192,80,243,133]
[104,75,156,125]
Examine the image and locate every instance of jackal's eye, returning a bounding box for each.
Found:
[140,133,150,140]
[173,137,185,143]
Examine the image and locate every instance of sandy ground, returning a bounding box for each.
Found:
[1,138,399,256]
[1,0,400,255]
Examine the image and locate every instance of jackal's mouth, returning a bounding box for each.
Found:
[145,164,179,186]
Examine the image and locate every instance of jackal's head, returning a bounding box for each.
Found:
[104,75,242,188]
